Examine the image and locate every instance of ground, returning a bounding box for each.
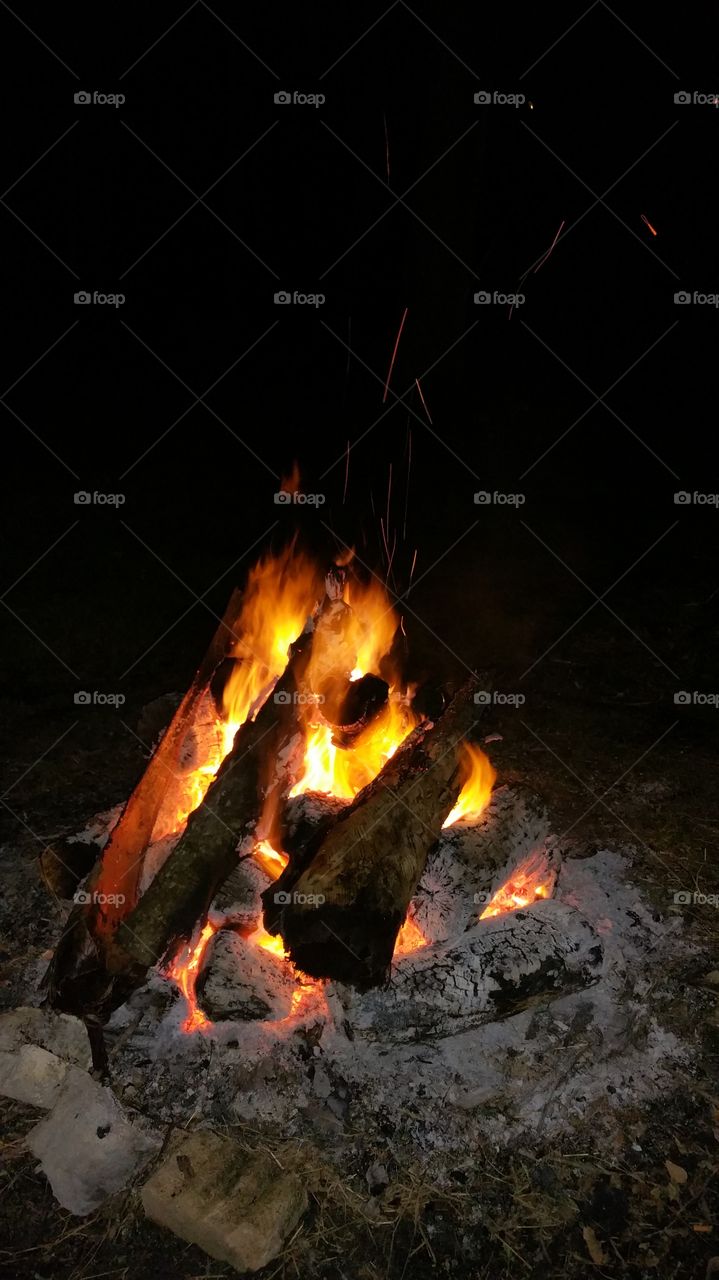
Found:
[1,515,718,1278]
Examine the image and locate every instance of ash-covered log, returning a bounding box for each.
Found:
[333,898,603,1042]
[263,675,487,990]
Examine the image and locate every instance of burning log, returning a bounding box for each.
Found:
[333,898,604,1042]
[118,575,356,971]
[44,589,246,1039]
[263,676,486,990]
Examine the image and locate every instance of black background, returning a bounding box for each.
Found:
[1,2,717,817]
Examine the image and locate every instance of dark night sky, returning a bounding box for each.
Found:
[0,2,717,739]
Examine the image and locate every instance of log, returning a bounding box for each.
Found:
[332,898,604,1042]
[44,588,245,1030]
[263,675,486,990]
[117,633,312,969]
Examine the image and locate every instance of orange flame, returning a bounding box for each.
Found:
[253,838,289,879]
[290,690,420,801]
[394,913,427,955]
[167,920,218,1032]
[479,852,555,920]
[221,544,322,736]
[443,742,496,828]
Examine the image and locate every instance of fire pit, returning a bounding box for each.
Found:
[7,542,691,1249]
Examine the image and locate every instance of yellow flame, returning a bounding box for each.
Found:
[443,742,496,828]
[167,920,218,1032]
[222,543,322,731]
[479,859,552,920]
[290,691,420,801]
[394,914,427,955]
[253,838,289,879]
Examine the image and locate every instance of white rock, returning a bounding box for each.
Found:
[27,1067,158,1215]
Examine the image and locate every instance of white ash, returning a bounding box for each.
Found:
[19,791,700,1160]
[197,929,296,1021]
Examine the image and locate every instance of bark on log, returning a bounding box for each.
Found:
[263,675,487,990]
[44,589,245,1024]
[117,593,357,970]
[333,898,603,1042]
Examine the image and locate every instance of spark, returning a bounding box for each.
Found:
[415,378,432,424]
[343,439,350,503]
[382,306,408,403]
[533,219,565,273]
[640,213,658,237]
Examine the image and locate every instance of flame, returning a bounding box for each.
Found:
[479,853,555,920]
[345,576,401,679]
[249,923,288,956]
[290,690,420,801]
[221,543,322,733]
[167,920,218,1033]
[394,913,427,955]
[443,742,496,828]
[253,838,289,879]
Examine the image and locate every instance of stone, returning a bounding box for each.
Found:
[0,1043,69,1108]
[141,1130,307,1273]
[0,1007,91,1109]
[27,1067,158,1215]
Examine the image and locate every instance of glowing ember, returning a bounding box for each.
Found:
[253,838,289,879]
[479,853,555,920]
[248,924,287,957]
[394,914,427,956]
[167,920,218,1032]
[443,742,496,828]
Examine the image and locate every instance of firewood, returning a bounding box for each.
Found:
[334,898,603,1041]
[44,588,245,1025]
[263,675,487,990]
[118,585,354,971]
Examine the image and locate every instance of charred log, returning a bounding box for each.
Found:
[334,898,603,1042]
[263,675,486,990]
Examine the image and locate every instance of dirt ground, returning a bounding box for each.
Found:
[1,516,717,1279]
